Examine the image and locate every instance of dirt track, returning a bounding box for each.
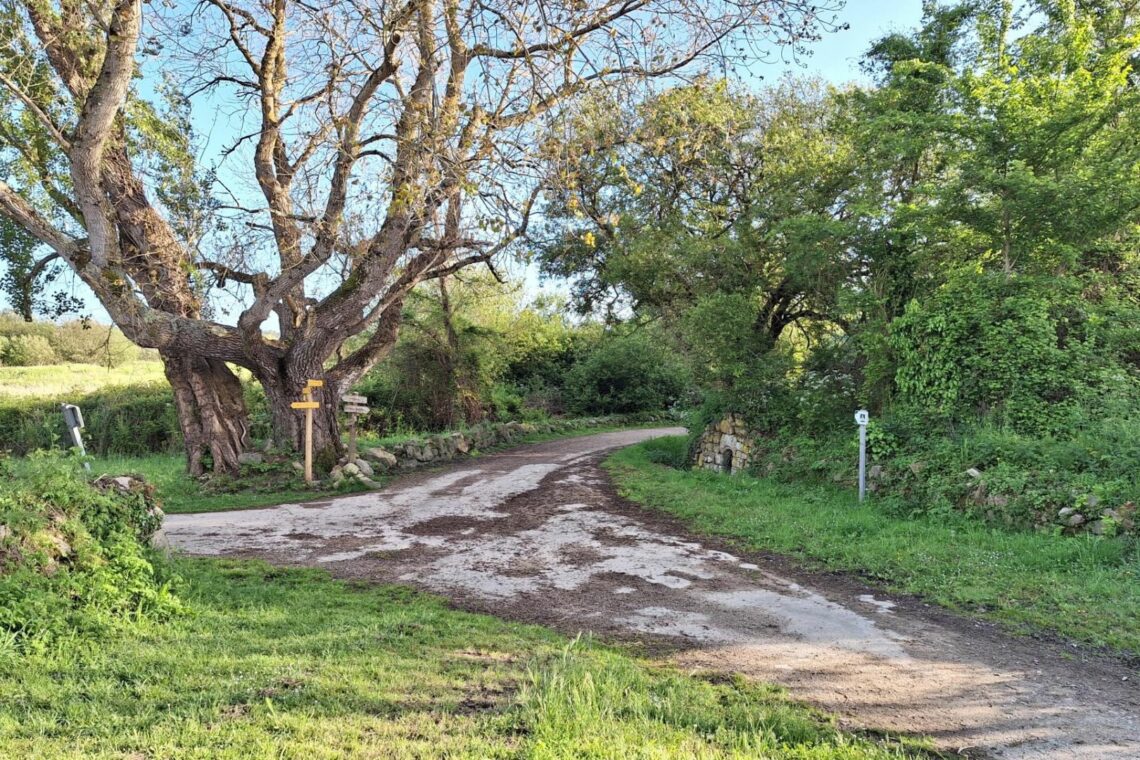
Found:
[157,428,1140,759]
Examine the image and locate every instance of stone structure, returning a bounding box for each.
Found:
[694,414,757,474]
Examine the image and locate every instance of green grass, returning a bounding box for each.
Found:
[0,360,168,398]
[0,558,925,759]
[607,437,1140,655]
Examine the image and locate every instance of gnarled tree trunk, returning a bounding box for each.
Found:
[259,362,344,473]
[163,353,250,476]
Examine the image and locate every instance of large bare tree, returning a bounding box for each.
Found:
[0,0,841,474]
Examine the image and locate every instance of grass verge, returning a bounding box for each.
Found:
[606,437,1140,655]
[0,558,926,759]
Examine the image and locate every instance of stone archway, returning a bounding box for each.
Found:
[695,414,756,473]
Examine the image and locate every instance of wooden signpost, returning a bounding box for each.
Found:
[291,379,324,483]
[342,393,369,462]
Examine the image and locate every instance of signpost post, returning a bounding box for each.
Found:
[291,380,323,484]
[341,393,369,462]
[60,403,90,471]
[855,409,869,502]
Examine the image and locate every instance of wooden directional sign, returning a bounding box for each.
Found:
[306,379,324,388]
[291,400,319,410]
[343,404,370,415]
[342,393,367,404]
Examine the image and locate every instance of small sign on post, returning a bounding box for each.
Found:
[341,393,369,463]
[855,409,869,502]
[61,403,91,471]
[291,379,324,484]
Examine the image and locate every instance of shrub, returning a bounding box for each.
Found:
[565,332,688,415]
[51,321,138,367]
[0,454,180,654]
[889,272,1137,436]
[0,384,181,457]
[3,334,57,366]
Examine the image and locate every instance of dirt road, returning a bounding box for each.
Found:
[158,428,1140,758]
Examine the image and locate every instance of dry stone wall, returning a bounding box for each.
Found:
[694,414,757,474]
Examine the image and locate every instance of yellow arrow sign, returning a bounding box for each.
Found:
[306,379,324,388]
[290,401,320,410]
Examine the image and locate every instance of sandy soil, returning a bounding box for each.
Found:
[157,428,1140,759]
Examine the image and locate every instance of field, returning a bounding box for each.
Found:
[0,360,167,398]
[607,438,1140,655]
[0,558,927,759]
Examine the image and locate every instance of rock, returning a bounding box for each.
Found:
[1089,520,1107,536]
[1066,513,1086,528]
[329,465,344,482]
[1058,507,1075,518]
[0,524,9,541]
[985,494,1009,508]
[455,435,471,454]
[365,448,398,469]
[909,461,926,475]
[353,459,374,477]
[292,461,304,472]
[342,462,360,477]
[1086,494,1100,509]
[238,452,264,465]
[355,474,381,489]
[965,467,983,479]
[47,531,71,558]
[868,464,884,480]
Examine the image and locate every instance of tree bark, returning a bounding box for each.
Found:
[162,352,250,476]
[260,361,344,472]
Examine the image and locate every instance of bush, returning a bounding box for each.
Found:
[3,334,57,366]
[0,454,180,654]
[565,332,688,415]
[51,321,138,367]
[889,272,1137,436]
[0,384,181,457]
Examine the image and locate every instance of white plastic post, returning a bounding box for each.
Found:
[855,409,869,502]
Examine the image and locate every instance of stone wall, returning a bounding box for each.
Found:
[693,414,756,474]
[329,414,670,487]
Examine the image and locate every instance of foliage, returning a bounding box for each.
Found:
[890,271,1140,436]
[1,333,54,366]
[609,439,1140,653]
[542,1,1140,543]
[0,383,181,457]
[0,453,180,654]
[564,331,689,416]
[0,312,142,368]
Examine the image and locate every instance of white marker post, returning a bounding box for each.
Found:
[61,403,91,471]
[855,409,869,501]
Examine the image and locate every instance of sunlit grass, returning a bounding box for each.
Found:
[0,360,168,398]
[0,559,927,759]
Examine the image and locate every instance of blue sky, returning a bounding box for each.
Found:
[12,0,927,324]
